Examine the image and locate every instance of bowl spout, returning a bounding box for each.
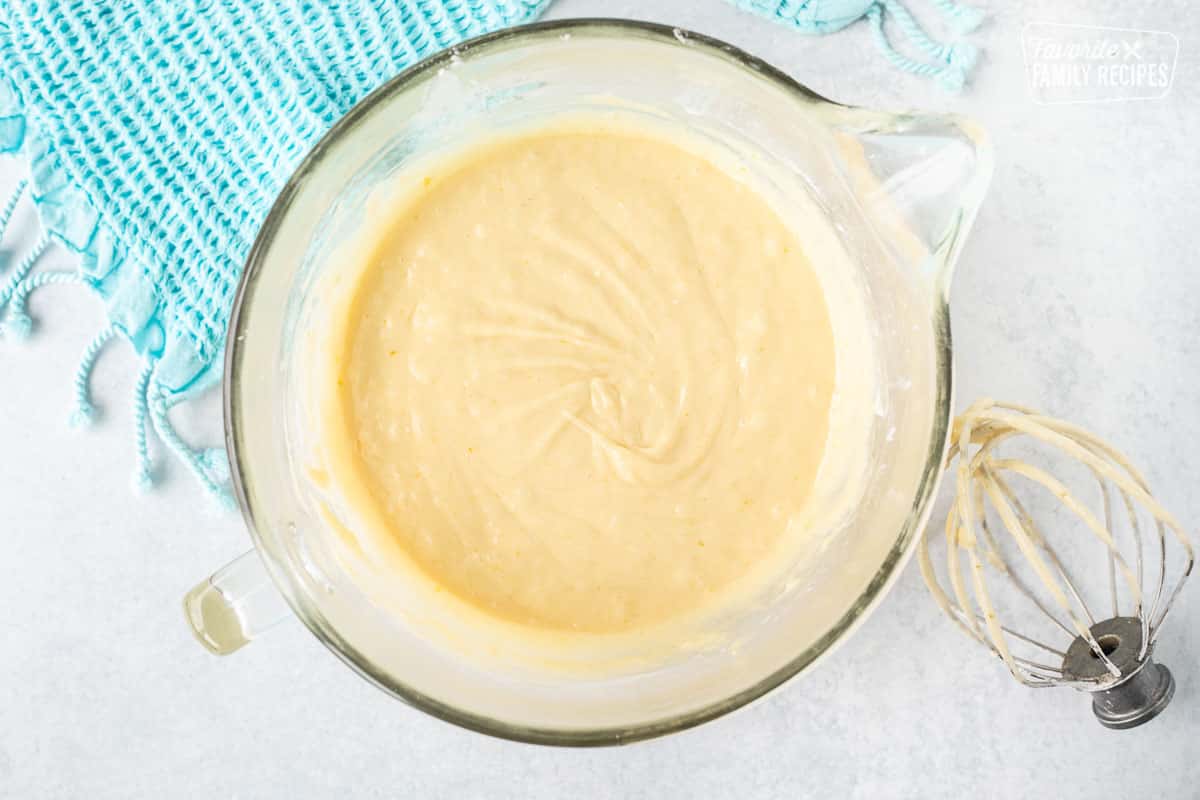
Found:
[826,109,993,299]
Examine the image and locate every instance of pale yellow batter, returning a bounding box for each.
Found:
[324,126,837,633]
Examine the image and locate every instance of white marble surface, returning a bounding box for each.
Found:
[2,1,1197,797]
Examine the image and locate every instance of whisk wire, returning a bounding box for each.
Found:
[992,459,1142,614]
[1024,410,1194,640]
[991,468,1103,628]
[981,468,1122,678]
[1098,473,1118,619]
[974,477,1076,638]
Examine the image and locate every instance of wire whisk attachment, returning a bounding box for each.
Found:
[920,399,1194,728]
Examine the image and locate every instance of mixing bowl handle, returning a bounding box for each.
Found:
[183,550,290,655]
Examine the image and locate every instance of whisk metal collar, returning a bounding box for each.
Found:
[1061,616,1175,729]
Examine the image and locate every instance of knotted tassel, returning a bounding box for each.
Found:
[0,232,49,332]
[147,389,236,509]
[868,0,982,91]
[131,360,156,492]
[0,179,27,241]
[5,269,90,340]
[70,323,120,428]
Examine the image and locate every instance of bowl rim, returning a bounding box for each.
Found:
[223,17,955,746]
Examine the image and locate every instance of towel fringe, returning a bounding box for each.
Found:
[147,386,236,509]
[0,231,49,315]
[870,0,983,91]
[131,358,156,492]
[0,179,27,238]
[0,155,233,507]
[6,268,90,340]
[70,322,119,428]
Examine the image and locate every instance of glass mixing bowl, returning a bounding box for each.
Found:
[185,18,992,745]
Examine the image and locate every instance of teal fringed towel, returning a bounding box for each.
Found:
[0,0,981,504]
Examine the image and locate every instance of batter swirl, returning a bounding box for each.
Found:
[328,127,837,632]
